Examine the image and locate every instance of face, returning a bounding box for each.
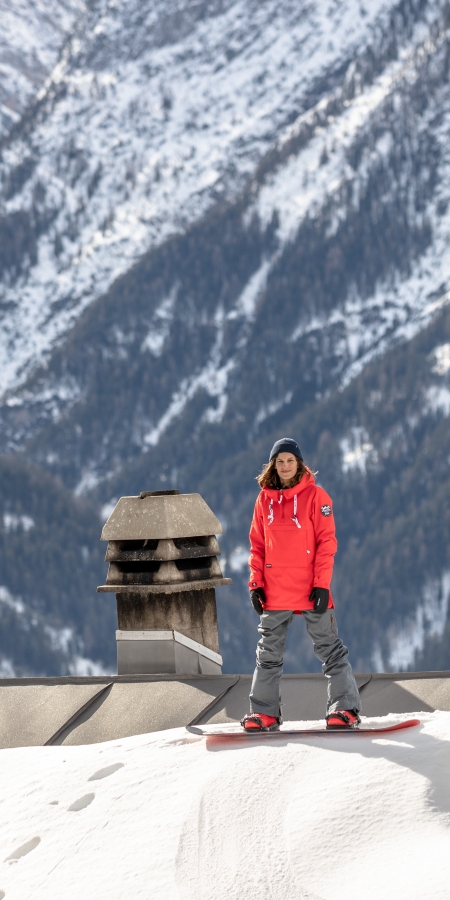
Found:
[275,452,298,485]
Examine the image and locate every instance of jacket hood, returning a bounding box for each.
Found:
[261,473,316,499]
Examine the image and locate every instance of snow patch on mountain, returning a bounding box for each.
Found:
[340,427,375,474]
[228,545,249,573]
[68,654,111,677]
[44,624,74,655]
[228,257,272,321]
[432,342,450,375]
[143,328,235,447]
[74,466,106,496]
[2,512,34,532]
[141,286,177,358]
[425,384,450,417]
[254,392,294,429]
[0,655,15,677]
[0,0,86,135]
[0,584,26,616]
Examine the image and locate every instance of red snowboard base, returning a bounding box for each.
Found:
[186,719,420,739]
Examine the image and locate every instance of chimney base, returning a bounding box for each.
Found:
[114,588,221,654]
[116,629,223,676]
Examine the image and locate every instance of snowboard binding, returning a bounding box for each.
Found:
[240,713,280,732]
[326,709,361,729]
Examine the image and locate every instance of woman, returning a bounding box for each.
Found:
[241,437,361,731]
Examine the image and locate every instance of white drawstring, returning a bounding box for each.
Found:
[291,493,301,529]
[268,492,301,527]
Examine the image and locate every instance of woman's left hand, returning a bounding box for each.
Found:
[309,587,329,614]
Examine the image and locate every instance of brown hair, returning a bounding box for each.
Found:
[257,454,316,490]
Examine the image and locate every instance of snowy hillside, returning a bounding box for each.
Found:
[0,713,448,899]
[0,0,444,396]
[2,0,450,676]
[0,0,85,136]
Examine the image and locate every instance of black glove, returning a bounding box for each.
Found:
[250,587,266,615]
[309,587,329,615]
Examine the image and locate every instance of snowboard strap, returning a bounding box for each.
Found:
[326,710,361,728]
[240,714,280,732]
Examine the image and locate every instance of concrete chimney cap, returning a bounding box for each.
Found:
[100,492,223,541]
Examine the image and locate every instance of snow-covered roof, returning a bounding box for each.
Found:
[0,672,449,899]
[0,704,449,899]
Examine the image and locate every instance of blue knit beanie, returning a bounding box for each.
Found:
[269,437,303,461]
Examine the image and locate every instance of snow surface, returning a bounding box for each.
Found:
[0,712,448,899]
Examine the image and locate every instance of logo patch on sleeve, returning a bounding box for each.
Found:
[321,504,332,517]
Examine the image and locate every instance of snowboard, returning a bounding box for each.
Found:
[186,719,420,739]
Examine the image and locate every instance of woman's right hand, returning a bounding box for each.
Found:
[249,587,266,615]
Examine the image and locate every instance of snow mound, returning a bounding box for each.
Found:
[0,712,449,899]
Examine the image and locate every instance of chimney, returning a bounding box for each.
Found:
[97,490,232,675]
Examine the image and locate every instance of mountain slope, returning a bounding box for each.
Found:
[0,455,114,676]
[0,0,442,396]
[1,0,450,674]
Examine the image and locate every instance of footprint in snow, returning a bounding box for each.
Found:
[88,763,124,781]
[68,793,95,812]
[0,890,4,898]
[5,836,41,863]
[63,764,123,813]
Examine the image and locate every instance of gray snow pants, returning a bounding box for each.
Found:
[249,608,361,718]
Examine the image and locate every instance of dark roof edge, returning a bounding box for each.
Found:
[0,670,449,687]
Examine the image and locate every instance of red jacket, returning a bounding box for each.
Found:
[248,475,337,611]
